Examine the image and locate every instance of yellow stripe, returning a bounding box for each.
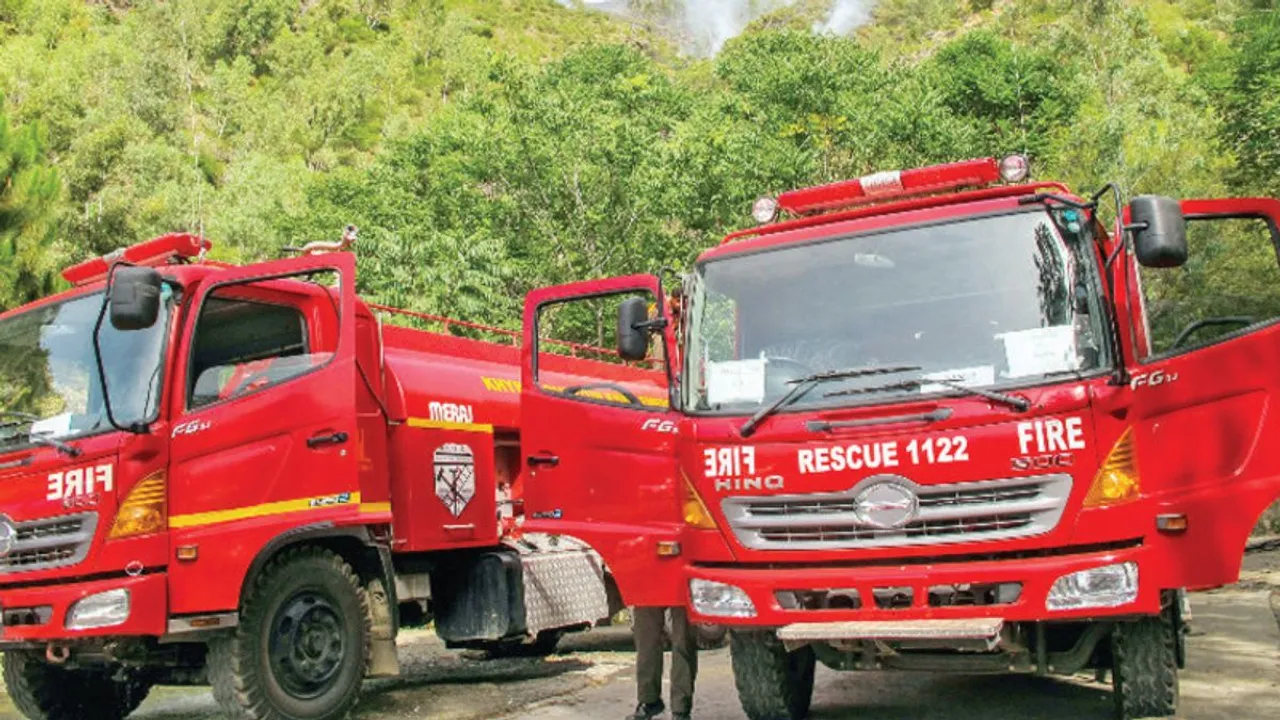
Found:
[406,417,494,434]
[360,502,391,514]
[170,492,363,529]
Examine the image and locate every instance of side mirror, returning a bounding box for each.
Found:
[109,266,163,330]
[1130,195,1188,268]
[617,296,652,362]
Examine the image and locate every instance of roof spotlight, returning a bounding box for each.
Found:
[752,196,779,224]
[999,154,1031,183]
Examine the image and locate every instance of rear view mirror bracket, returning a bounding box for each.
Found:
[617,296,656,362]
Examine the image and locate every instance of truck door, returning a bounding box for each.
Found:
[1127,198,1280,590]
[166,253,359,614]
[520,275,685,606]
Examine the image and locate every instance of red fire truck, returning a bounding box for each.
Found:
[517,156,1280,720]
[0,234,670,720]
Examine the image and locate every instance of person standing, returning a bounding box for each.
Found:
[629,606,698,720]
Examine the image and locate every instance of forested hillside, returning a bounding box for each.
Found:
[0,0,1277,323]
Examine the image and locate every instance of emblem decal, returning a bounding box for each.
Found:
[434,443,476,518]
[0,516,14,558]
[853,479,919,529]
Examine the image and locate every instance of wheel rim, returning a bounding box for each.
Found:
[268,590,347,700]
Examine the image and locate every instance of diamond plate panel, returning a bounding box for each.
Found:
[511,535,609,635]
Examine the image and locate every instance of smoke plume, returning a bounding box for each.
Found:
[557,1,877,56]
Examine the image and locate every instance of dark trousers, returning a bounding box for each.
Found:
[634,606,698,714]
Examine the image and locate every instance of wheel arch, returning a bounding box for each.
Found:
[239,523,396,619]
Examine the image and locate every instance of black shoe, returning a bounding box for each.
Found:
[628,701,665,720]
[673,714,691,720]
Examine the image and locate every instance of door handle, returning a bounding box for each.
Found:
[307,431,349,449]
[527,454,560,468]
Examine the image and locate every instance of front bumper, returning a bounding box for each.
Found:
[686,542,1160,627]
[0,573,166,644]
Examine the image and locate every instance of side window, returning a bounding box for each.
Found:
[1138,217,1280,357]
[188,271,340,409]
[534,290,669,410]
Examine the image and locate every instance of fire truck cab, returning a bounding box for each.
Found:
[518,157,1280,720]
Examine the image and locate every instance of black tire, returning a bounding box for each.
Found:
[2,650,151,720]
[694,623,728,650]
[729,631,816,720]
[207,546,370,720]
[1111,607,1179,720]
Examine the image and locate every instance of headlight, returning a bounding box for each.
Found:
[66,588,131,630]
[1046,562,1138,611]
[689,578,756,618]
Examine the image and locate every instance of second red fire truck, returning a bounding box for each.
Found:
[517,156,1280,720]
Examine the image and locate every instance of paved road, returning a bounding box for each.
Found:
[2,553,1276,720]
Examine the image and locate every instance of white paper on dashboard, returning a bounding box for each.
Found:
[999,325,1078,378]
[29,412,73,439]
[919,365,995,394]
[706,358,767,406]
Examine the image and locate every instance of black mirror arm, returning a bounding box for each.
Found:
[93,263,149,435]
[632,317,669,332]
[1018,193,1096,211]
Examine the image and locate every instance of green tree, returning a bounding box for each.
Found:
[1222,6,1280,195]
[0,99,59,311]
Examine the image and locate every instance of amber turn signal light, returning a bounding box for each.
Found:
[110,471,167,539]
[1084,428,1140,508]
[682,472,718,530]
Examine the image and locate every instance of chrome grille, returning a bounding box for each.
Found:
[722,474,1071,551]
[0,513,97,574]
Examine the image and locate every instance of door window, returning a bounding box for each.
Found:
[187,270,341,409]
[1137,217,1280,358]
[533,290,669,410]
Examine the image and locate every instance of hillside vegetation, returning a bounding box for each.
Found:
[0,0,1276,324]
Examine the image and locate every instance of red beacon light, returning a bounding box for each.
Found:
[61,233,212,286]
[771,156,1027,217]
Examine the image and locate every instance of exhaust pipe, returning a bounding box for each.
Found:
[45,643,69,664]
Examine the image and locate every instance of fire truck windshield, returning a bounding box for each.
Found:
[683,209,1111,414]
[0,287,174,449]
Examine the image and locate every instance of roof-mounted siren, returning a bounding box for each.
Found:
[765,155,1032,218]
[61,233,212,286]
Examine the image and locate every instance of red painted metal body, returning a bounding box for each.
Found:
[518,169,1280,640]
[0,247,655,646]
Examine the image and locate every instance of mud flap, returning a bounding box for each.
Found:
[366,578,400,677]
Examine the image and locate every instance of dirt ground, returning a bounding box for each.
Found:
[1,547,1277,720]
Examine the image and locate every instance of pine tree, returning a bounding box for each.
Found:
[0,97,60,312]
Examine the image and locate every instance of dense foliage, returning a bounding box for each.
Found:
[0,0,1275,327]
[0,95,57,308]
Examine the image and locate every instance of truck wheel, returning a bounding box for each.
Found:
[694,623,728,650]
[2,650,151,720]
[208,547,370,720]
[1111,610,1179,720]
[729,631,816,720]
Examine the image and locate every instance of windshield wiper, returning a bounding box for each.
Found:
[0,412,82,457]
[25,433,82,457]
[739,365,920,438]
[826,376,1031,412]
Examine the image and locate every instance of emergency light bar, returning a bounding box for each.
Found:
[61,233,211,285]
[774,156,1024,216]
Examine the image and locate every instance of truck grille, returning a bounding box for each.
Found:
[722,474,1072,551]
[0,514,97,574]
